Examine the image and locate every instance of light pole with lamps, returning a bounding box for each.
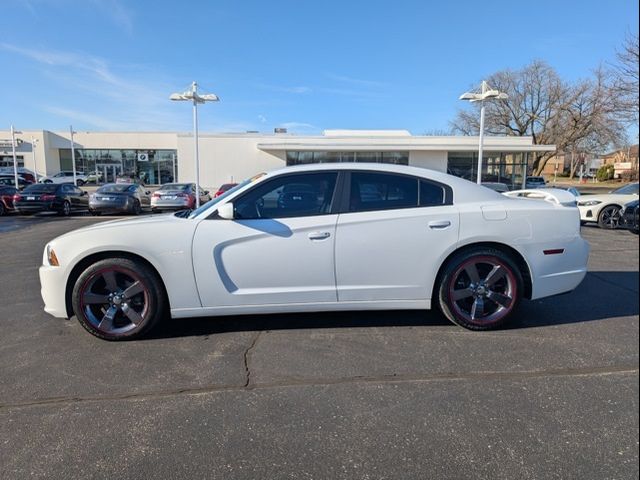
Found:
[69,126,78,186]
[170,82,219,209]
[31,137,40,183]
[459,81,508,184]
[10,125,22,188]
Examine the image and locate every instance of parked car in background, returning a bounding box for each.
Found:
[0,167,36,183]
[0,185,18,215]
[89,183,151,216]
[577,182,639,229]
[619,199,639,234]
[0,174,33,189]
[86,171,104,184]
[481,182,509,193]
[525,176,547,188]
[214,182,238,197]
[554,186,581,197]
[151,183,210,212]
[39,171,89,186]
[116,173,145,185]
[39,164,589,341]
[14,183,89,216]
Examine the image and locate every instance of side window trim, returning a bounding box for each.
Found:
[229,171,340,220]
[344,170,453,214]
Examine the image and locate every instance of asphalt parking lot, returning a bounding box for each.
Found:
[0,214,638,479]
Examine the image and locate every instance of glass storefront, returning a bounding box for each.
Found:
[286,151,409,165]
[447,151,528,189]
[59,149,178,185]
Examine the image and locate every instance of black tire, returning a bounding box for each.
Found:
[580,221,587,226]
[71,257,166,341]
[89,209,101,216]
[437,247,523,330]
[59,201,71,216]
[131,200,142,215]
[76,180,85,186]
[43,179,52,184]
[598,205,621,229]
[0,202,5,216]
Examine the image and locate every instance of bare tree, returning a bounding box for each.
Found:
[451,61,624,174]
[609,33,639,125]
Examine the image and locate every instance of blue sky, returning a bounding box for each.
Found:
[1,0,638,135]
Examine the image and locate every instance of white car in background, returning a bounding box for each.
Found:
[39,170,89,186]
[577,183,639,229]
[39,163,589,341]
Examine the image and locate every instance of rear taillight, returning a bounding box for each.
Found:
[152,193,161,198]
[13,194,21,202]
[41,194,55,201]
[214,190,223,197]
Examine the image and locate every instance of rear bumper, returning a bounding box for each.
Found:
[529,236,590,300]
[39,264,69,318]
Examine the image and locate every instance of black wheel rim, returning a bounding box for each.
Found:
[448,256,517,326]
[79,267,150,335]
[600,206,620,228]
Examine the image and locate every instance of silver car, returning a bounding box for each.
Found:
[151,183,210,212]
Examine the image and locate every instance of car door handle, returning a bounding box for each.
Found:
[428,220,451,230]
[308,231,331,240]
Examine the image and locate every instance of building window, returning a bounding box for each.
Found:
[0,156,24,168]
[59,149,178,184]
[447,152,527,189]
[286,151,408,166]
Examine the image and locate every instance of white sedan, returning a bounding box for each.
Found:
[577,183,639,228]
[40,170,90,186]
[40,164,589,340]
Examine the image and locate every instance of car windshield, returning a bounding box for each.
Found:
[612,183,639,195]
[22,184,58,193]
[188,174,265,219]
[98,184,135,193]
[158,183,190,191]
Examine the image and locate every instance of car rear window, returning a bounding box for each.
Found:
[99,184,135,193]
[22,184,59,194]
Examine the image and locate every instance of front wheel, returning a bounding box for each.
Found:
[437,248,523,330]
[598,205,620,229]
[71,257,166,340]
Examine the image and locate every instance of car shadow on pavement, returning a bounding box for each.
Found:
[146,271,639,340]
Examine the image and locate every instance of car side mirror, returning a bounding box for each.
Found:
[145,190,151,195]
[217,202,234,220]
[204,190,209,195]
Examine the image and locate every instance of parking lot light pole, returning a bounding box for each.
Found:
[170,82,219,209]
[31,137,40,183]
[10,125,22,188]
[459,81,508,184]
[69,126,77,186]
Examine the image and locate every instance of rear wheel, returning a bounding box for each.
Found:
[72,257,166,340]
[132,199,142,215]
[438,248,523,330]
[59,200,71,216]
[598,205,621,229]
[0,202,5,216]
[76,180,85,186]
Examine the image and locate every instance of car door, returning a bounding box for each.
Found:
[73,185,88,208]
[192,171,340,307]
[335,171,459,302]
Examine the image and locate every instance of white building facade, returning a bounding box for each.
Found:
[0,129,554,190]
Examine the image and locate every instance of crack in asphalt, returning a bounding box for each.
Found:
[1,364,637,411]
[243,330,263,388]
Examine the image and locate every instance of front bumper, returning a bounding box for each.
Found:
[39,264,69,318]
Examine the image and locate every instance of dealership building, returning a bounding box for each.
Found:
[0,129,554,189]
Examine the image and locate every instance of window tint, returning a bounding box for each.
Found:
[420,180,445,206]
[349,172,418,212]
[234,172,337,219]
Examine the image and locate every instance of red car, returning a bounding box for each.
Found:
[214,182,238,197]
[0,185,18,215]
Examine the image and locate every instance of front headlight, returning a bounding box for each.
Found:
[578,200,602,207]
